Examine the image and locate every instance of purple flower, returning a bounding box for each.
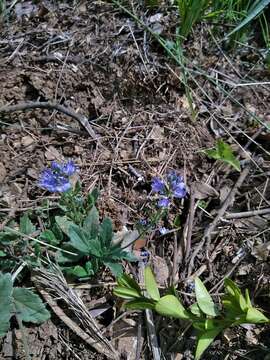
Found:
[151,177,165,193]
[167,171,186,199]
[159,227,168,235]
[62,161,76,176]
[39,160,76,193]
[158,197,170,208]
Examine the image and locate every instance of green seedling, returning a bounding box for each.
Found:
[202,139,241,172]
[114,267,269,359]
[57,206,137,278]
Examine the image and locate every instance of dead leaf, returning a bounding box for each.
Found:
[21,135,35,147]
[192,181,219,199]
[45,146,62,161]
[152,256,169,286]
[252,241,270,261]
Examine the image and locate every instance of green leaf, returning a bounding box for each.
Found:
[0,250,6,257]
[203,140,240,172]
[0,231,18,244]
[155,295,190,320]
[144,266,160,301]
[55,216,75,236]
[20,214,35,235]
[104,261,123,276]
[195,278,219,317]
[190,303,203,317]
[13,288,50,324]
[223,278,247,312]
[99,218,113,247]
[68,225,90,253]
[69,265,88,278]
[126,298,156,310]
[195,328,223,360]
[117,273,142,295]
[246,308,269,323]
[245,289,252,309]
[0,273,13,337]
[39,230,60,245]
[83,206,99,237]
[226,0,270,38]
[113,286,142,299]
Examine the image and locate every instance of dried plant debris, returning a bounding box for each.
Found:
[0,0,270,359]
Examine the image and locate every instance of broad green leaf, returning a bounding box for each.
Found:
[68,225,90,254]
[13,288,50,324]
[245,289,252,309]
[55,216,75,236]
[246,308,269,323]
[83,206,99,237]
[117,273,142,295]
[195,278,219,317]
[195,328,223,360]
[20,214,35,235]
[226,0,270,38]
[113,286,142,299]
[70,265,88,278]
[190,303,203,317]
[99,218,113,247]
[0,231,18,244]
[126,298,156,310]
[144,266,160,301]
[0,250,6,257]
[0,273,13,337]
[224,279,247,312]
[155,295,190,320]
[203,140,240,172]
[104,261,123,276]
[39,230,60,245]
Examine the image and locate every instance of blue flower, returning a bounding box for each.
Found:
[151,177,165,193]
[158,197,170,208]
[167,171,187,199]
[39,160,76,193]
[159,227,168,235]
[62,161,76,176]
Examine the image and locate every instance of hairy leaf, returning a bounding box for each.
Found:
[20,214,35,235]
[83,206,99,237]
[0,273,13,337]
[13,288,50,324]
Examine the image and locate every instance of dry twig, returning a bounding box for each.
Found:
[0,101,98,140]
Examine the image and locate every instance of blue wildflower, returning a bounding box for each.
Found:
[151,177,165,193]
[62,161,76,176]
[159,227,168,235]
[158,197,170,208]
[167,171,187,199]
[39,160,76,193]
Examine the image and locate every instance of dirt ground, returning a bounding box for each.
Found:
[0,1,270,359]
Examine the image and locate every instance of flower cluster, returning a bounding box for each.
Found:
[151,171,187,208]
[39,160,76,193]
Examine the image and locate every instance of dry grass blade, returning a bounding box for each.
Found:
[33,264,119,360]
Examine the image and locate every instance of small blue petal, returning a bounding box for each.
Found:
[51,161,63,172]
[158,197,170,208]
[62,161,76,176]
[173,183,187,198]
[159,227,168,235]
[151,177,165,193]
